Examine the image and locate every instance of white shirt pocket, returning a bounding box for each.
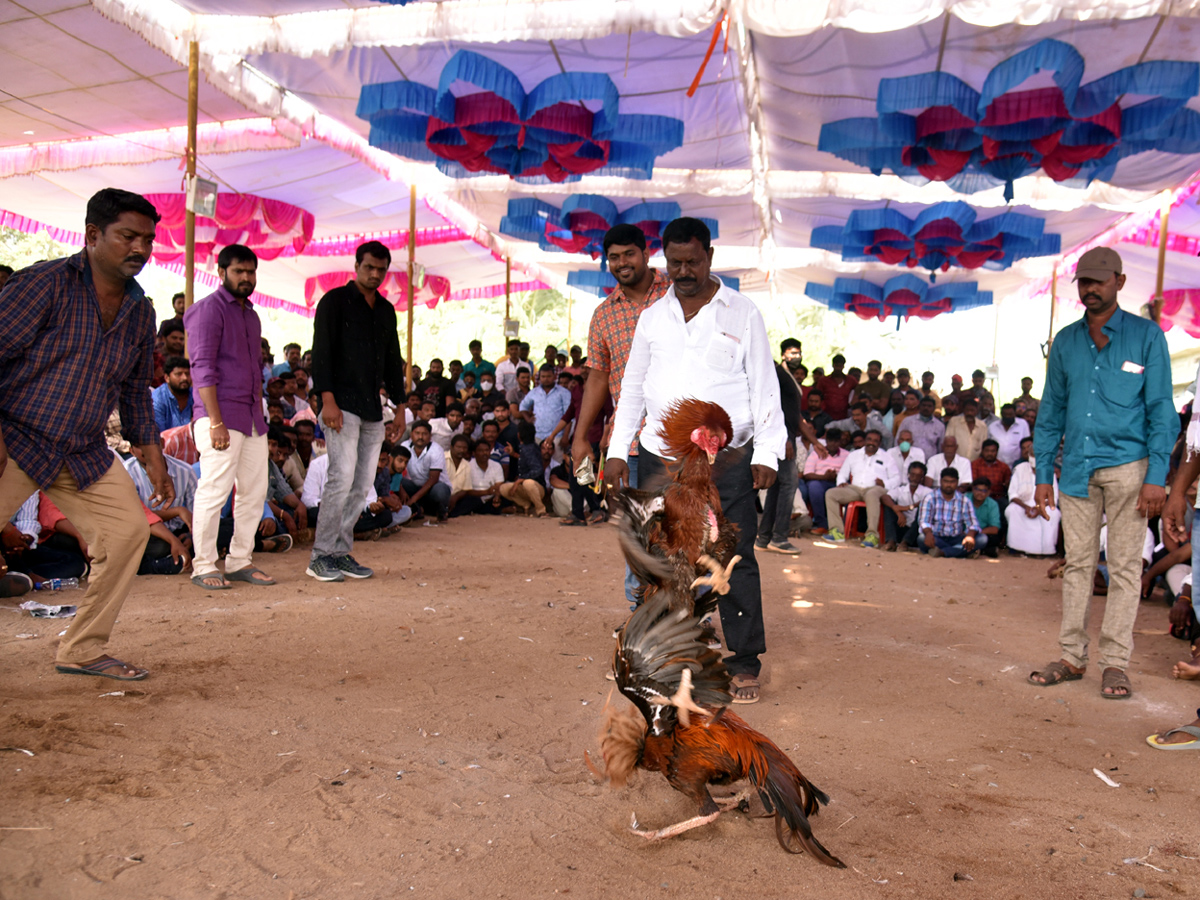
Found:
[704,332,740,373]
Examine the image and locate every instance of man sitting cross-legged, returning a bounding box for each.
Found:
[450,439,508,516]
[824,428,899,547]
[918,467,981,558]
[880,460,932,552]
[969,476,1002,558]
[400,420,452,521]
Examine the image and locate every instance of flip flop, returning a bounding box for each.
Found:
[560,516,587,526]
[730,673,761,704]
[191,572,230,590]
[225,567,277,586]
[56,656,148,681]
[1146,725,1200,750]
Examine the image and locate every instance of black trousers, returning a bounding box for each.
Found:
[637,441,766,678]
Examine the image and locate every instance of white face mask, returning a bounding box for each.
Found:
[480,380,494,390]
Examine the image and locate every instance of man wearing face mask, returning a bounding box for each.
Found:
[1029,247,1175,700]
[887,428,925,473]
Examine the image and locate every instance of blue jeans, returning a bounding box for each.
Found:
[312,410,385,561]
[623,454,640,608]
[803,479,834,529]
[401,477,451,519]
[919,533,974,558]
[757,454,798,544]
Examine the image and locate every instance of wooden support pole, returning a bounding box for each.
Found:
[1045,263,1058,373]
[1152,199,1171,324]
[184,40,198,316]
[406,183,416,393]
[505,256,512,341]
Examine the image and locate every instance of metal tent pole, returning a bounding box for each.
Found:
[406,183,416,392]
[184,40,198,324]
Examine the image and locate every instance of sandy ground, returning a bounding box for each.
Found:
[2,518,1199,900]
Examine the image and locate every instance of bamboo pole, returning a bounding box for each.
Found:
[1152,199,1171,324]
[406,183,416,393]
[184,40,198,320]
[505,256,512,341]
[1045,263,1058,372]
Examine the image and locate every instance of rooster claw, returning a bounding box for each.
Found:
[629,810,722,842]
[691,554,740,596]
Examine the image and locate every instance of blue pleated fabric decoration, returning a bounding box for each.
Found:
[806,275,991,323]
[358,50,684,181]
[570,268,738,297]
[817,37,1200,194]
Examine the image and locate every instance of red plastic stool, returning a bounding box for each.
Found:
[842,501,884,539]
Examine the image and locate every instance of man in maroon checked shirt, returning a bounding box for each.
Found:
[0,188,173,682]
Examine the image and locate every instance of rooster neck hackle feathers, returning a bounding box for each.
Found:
[656,399,733,463]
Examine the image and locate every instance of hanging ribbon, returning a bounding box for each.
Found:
[144,192,314,265]
[817,38,1200,198]
[358,50,684,182]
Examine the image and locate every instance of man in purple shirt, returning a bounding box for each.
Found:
[0,188,173,682]
[184,244,276,590]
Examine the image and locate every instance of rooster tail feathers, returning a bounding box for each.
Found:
[656,399,734,461]
[751,741,846,868]
[616,522,674,589]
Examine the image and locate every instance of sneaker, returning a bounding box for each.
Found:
[826,528,846,542]
[305,556,345,582]
[0,572,33,598]
[754,537,770,550]
[861,532,880,549]
[766,540,800,555]
[335,554,373,579]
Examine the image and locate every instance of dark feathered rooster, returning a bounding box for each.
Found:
[609,399,741,617]
[589,591,845,865]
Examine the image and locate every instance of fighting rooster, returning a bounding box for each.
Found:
[609,398,741,614]
[590,591,845,865]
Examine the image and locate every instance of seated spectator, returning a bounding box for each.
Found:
[139,504,191,575]
[545,445,574,518]
[969,477,1002,557]
[945,397,986,460]
[803,389,831,437]
[289,393,324,439]
[451,439,509,516]
[479,420,510,478]
[881,389,906,436]
[971,439,1012,506]
[3,494,87,582]
[1021,403,1037,432]
[446,434,475,515]
[418,358,458,416]
[152,356,193,432]
[301,450,392,539]
[266,399,286,425]
[35,493,91,576]
[476,374,501,410]
[160,422,199,466]
[265,376,290,415]
[373,441,412,531]
[988,403,1030,466]
[824,429,900,547]
[905,395,945,459]
[291,367,309,403]
[272,341,301,377]
[506,367,533,415]
[278,371,300,418]
[430,402,465,451]
[266,429,308,535]
[829,401,893,450]
[881,461,932,552]
[888,428,926,473]
[212,484,291,558]
[979,394,1000,427]
[292,418,323,479]
[498,420,548,516]
[161,320,186,357]
[401,421,452,521]
[918,468,981,558]
[848,430,865,451]
[926,435,972,489]
[123,445,197,537]
[1011,436,1034,472]
[1005,454,1061,556]
[459,371,478,401]
[491,404,520,474]
[800,428,848,533]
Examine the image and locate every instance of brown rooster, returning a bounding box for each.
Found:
[591,590,845,866]
[610,398,742,617]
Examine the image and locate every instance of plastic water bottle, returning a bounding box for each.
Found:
[34,578,80,591]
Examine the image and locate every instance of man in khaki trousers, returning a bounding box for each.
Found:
[1029,248,1176,700]
[0,188,173,681]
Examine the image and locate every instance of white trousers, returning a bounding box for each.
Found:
[192,417,270,575]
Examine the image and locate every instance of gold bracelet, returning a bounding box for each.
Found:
[209,422,224,429]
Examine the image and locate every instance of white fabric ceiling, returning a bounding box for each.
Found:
[3,0,1200,325]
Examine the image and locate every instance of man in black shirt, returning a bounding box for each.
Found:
[307,240,405,582]
[418,359,458,416]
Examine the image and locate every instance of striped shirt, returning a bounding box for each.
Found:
[0,251,157,490]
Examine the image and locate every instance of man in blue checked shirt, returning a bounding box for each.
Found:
[519,364,572,458]
[918,467,980,558]
[1030,247,1176,701]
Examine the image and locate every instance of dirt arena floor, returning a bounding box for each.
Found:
[2,517,1199,900]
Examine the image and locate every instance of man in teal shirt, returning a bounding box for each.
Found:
[462,340,496,385]
[1029,247,1175,700]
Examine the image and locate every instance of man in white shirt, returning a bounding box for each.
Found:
[887,427,926,473]
[301,452,379,524]
[605,217,786,706]
[881,459,932,551]
[400,421,452,520]
[988,403,1031,466]
[823,429,900,547]
[494,339,533,394]
[926,435,973,490]
[429,402,465,451]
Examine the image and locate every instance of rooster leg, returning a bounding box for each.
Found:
[714,789,754,812]
[629,810,721,842]
[690,554,742,596]
[668,668,708,728]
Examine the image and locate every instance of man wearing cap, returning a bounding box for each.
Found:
[1029,247,1175,700]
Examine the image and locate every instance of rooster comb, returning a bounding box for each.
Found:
[656,399,733,460]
